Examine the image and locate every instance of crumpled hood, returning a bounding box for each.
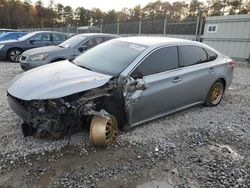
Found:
[22,45,66,56]
[8,60,112,100]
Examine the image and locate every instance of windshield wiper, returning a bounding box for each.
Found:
[76,63,92,71]
[58,45,64,48]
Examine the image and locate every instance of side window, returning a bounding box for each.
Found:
[179,45,208,67]
[95,37,104,45]
[204,48,217,61]
[102,37,113,42]
[31,34,51,42]
[132,46,179,77]
[85,38,96,49]
[52,34,67,42]
[7,34,13,39]
[84,37,104,49]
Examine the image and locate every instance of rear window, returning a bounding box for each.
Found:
[179,45,208,67]
[204,48,217,61]
[53,34,68,41]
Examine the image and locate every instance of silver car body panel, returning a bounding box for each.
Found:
[8,60,112,100]
[119,38,233,126]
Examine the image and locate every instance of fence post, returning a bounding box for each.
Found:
[163,13,168,35]
[100,19,103,33]
[195,8,202,41]
[139,16,142,35]
[67,25,70,33]
[117,19,120,34]
[198,18,203,41]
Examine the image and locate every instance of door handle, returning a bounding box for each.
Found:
[208,67,215,73]
[172,77,182,83]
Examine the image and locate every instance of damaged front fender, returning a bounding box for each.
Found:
[7,77,118,139]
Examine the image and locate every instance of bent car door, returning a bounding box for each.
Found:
[124,46,183,125]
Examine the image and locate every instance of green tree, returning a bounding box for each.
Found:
[228,0,243,14]
[189,0,204,16]
[208,0,227,16]
[55,3,64,25]
[129,5,142,21]
[143,0,165,20]
[117,8,130,22]
[172,1,189,20]
[91,8,104,25]
[75,7,91,26]
[63,6,74,25]
[103,9,117,23]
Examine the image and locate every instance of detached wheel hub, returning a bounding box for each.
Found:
[90,115,118,146]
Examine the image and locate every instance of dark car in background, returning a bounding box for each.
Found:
[20,33,118,71]
[0,31,70,62]
[0,32,27,41]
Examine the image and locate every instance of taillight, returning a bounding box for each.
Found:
[228,60,237,68]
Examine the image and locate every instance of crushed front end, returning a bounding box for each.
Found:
[7,80,117,139]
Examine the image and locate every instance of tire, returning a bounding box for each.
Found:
[205,79,225,107]
[8,48,23,62]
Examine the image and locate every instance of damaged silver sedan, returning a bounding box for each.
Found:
[7,37,235,146]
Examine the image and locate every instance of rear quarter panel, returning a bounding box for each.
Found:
[212,55,234,90]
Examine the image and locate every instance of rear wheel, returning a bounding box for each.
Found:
[8,48,22,62]
[90,115,118,146]
[205,80,225,107]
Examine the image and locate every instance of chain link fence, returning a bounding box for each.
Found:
[20,17,202,40]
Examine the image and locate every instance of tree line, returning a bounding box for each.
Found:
[0,0,249,29]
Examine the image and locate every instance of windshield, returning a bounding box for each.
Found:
[18,32,36,41]
[59,35,87,48]
[73,40,146,76]
[0,32,7,36]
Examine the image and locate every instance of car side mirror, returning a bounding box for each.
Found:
[29,40,35,44]
[132,69,143,80]
[78,45,88,52]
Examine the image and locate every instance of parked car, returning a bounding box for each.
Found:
[7,37,236,146]
[0,29,20,35]
[0,31,70,62]
[20,33,118,71]
[0,32,27,41]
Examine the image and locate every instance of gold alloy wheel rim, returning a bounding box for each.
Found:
[210,83,223,105]
[90,115,118,146]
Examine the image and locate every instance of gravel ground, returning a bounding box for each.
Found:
[0,61,249,188]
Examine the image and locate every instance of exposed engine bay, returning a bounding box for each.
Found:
[7,78,122,143]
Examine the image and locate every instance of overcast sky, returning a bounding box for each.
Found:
[30,0,194,11]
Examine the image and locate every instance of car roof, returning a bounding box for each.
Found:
[29,31,69,36]
[1,31,26,35]
[115,36,201,47]
[0,29,19,32]
[77,33,118,38]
